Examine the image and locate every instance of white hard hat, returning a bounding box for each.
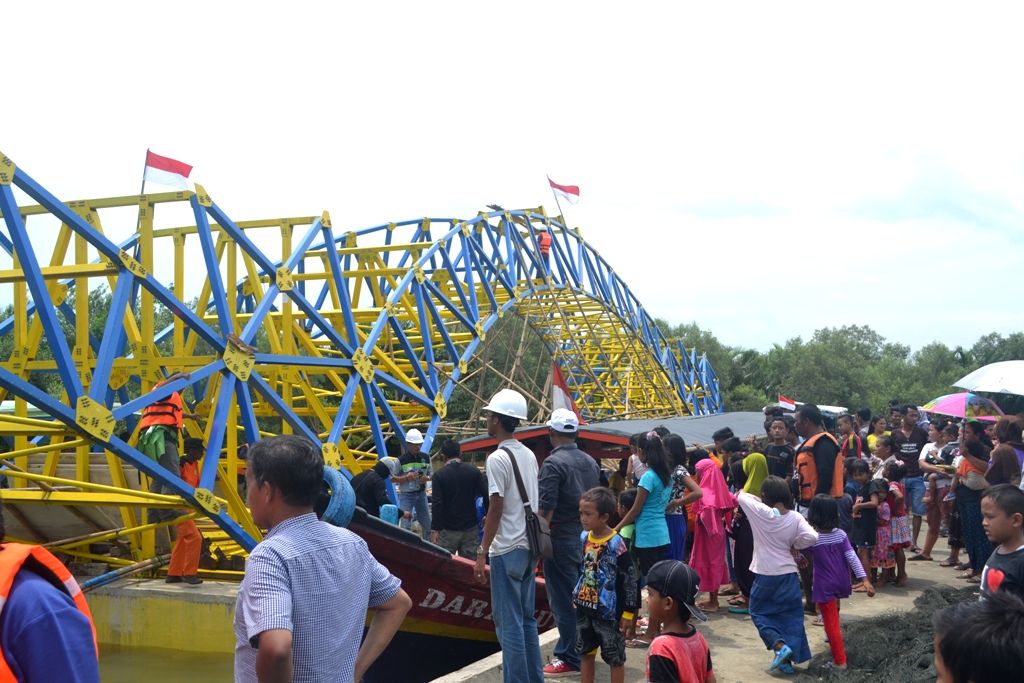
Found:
[482,388,529,420]
[547,408,579,434]
[405,428,425,444]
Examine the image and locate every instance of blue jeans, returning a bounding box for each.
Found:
[398,489,431,539]
[489,547,544,683]
[544,536,584,669]
[904,475,926,517]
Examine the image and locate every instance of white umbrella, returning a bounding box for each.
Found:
[953,360,1024,396]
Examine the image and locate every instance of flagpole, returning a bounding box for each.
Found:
[136,148,150,231]
[546,175,570,227]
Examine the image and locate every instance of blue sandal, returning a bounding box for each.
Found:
[769,644,793,671]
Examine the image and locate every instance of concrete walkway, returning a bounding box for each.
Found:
[436,529,967,682]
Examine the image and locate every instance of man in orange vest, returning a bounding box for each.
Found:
[792,404,842,617]
[0,501,100,682]
[538,229,552,274]
[793,404,842,507]
[139,374,189,524]
[166,438,204,586]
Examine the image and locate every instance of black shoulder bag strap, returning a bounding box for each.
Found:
[500,446,533,512]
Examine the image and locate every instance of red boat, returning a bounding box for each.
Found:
[350,508,553,682]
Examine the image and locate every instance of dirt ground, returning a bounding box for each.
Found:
[571,524,976,682]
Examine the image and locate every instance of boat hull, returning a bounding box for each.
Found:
[350,510,553,681]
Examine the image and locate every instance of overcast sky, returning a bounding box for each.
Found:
[5,2,1024,353]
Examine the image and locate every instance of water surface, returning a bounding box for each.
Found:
[100,645,233,682]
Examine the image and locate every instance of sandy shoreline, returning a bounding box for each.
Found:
[448,521,967,682]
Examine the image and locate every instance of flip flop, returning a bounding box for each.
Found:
[966,575,981,584]
[718,587,740,596]
[625,638,651,649]
[695,603,720,613]
[938,559,957,567]
[956,563,971,571]
[908,554,932,561]
[812,615,824,626]
[728,606,750,615]
[727,595,747,606]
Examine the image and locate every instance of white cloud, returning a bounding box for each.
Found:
[3,1,1024,355]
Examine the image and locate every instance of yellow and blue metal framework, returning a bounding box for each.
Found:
[0,153,721,560]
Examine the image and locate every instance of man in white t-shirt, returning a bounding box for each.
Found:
[473,388,543,683]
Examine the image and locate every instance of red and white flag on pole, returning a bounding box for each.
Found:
[144,150,193,190]
[778,394,797,411]
[551,362,585,424]
[547,177,580,205]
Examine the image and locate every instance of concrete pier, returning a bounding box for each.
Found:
[87,579,237,653]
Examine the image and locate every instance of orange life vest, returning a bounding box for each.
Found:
[794,431,843,502]
[538,231,552,255]
[139,389,183,430]
[0,543,98,681]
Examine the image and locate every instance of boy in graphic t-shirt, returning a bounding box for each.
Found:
[574,487,639,683]
[980,485,1024,600]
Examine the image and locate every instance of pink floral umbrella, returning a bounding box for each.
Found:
[921,392,1005,422]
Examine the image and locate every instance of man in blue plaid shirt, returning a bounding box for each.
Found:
[234,436,412,683]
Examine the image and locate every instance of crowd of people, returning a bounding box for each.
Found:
[466,395,1024,682]
[8,386,1024,682]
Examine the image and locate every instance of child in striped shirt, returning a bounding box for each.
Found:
[803,494,875,669]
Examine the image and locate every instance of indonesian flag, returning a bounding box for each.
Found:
[551,362,585,424]
[144,150,193,190]
[547,176,580,205]
[778,394,797,411]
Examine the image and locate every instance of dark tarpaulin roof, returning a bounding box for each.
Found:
[571,412,768,445]
[458,411,768,457]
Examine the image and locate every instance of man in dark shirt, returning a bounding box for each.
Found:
[351,460,402,519]
[764,417,796,481]
[430,440,487,559]
[538,408,601,677]
[893,405,929,549]
[721,437,747,488]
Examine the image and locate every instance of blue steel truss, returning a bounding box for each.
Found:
[0,155,721,553]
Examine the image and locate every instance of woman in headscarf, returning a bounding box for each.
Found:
[691,458,735,612]
[727,452,769,613]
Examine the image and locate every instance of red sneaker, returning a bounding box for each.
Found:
[543,658,579,678]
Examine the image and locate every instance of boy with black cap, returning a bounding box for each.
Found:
[645,559,717,682]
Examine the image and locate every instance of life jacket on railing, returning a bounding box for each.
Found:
[795,431,842,503]
[0,543,98,681]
